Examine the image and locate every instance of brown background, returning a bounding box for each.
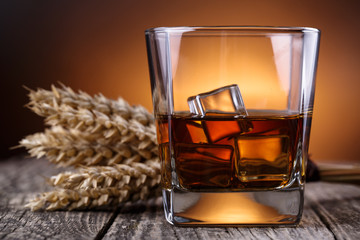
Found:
[1,0,359,163]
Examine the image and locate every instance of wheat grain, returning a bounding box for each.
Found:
[21,84,163,211]
[25,159,161,211]
[20,126,157,167]
[25,186,162,211]
[48,159,160,189]
[27,84,156,139]
[22,85,158,166]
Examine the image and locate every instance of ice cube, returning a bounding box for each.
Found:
[170,117,208,144]
[187,84,247,117]
[185,120,208,143]
[204,119,253,143]
[175,143,234,189]
[235,135,290,184]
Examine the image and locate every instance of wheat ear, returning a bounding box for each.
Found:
[25,159,161,211]
[19,85,158,167]
[19,126,157,166]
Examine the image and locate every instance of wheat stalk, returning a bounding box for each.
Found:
[26,186,162,211]
[25,159,161,211]
[25,84,157,158]
[27,84,153,124]
[19,85,158,167]
[20,84,163,211]
[20,126,157,166]
[49,159,161,190]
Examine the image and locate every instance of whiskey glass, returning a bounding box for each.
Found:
[145,26,320,226]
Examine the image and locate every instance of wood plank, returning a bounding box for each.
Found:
[105,184,354,240]
[305,182,360,240]
[2,156,359,239]
[0,156,114,240]
[103,205,334,240]
[100,198,176,240]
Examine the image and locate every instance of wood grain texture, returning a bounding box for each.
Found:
[103,199,336,240]
[305,182,360,240]
[1,156,359,240]
[104,182,359,240]
[0,156,114,240]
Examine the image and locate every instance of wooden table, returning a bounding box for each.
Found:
[0,156,359,240]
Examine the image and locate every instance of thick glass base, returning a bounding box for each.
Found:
[162,187,303,226]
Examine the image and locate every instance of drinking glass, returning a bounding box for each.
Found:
[145,26,320,226]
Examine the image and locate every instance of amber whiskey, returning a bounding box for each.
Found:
[157,111,303,191]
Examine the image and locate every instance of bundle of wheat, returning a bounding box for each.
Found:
[19,85,161,211]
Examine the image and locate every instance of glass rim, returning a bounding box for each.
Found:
[145,26,320,35]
